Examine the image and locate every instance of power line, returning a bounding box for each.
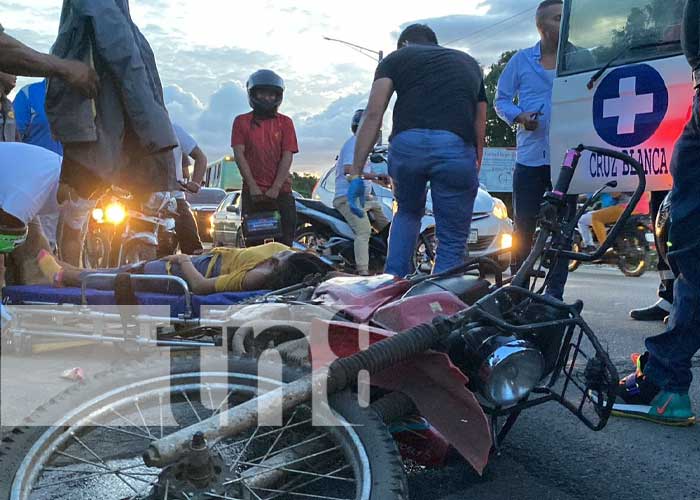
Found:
[443,5,538,47]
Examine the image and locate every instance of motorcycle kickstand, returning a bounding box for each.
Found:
[490,411,523,457]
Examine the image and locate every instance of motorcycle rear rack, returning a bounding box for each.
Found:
[463,286,619,439]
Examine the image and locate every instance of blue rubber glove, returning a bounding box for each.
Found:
[346,177,366,218]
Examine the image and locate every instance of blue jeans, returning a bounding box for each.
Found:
[385,129,479,277]
[79,254,220,294]
[643,92,700,393]
[512,164,575,300]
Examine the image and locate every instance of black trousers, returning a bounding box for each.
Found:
[174,198,203,255]
[241,189,296,246]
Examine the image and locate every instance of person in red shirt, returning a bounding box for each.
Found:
[231,70,299,246]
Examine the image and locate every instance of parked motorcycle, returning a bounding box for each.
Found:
[0,146,647,500]
[295,197,436,274]
[567,186,655,277]
[82,187,179,268]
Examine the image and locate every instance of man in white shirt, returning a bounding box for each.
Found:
[171,122,208,254]
[332,109,389,275]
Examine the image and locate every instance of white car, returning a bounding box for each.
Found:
[312,165,514,271]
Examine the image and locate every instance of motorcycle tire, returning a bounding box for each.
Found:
[295,224,328,253]
[0,354,408,500]
[413,228,436,274]
[616,228,649,278]
[81,232,112,269]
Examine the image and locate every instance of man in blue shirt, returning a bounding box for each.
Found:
[14,80,62,155]
[495,0,574,299]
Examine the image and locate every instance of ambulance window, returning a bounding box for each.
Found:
[559,0,684,76]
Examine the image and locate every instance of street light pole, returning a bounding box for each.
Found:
[323,36,383,63]
[323,36,385,145]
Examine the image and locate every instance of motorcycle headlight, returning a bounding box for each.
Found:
[492,199,509,220]
[477,337,544,407]
[105,202,127,225]
[91,208,105,224]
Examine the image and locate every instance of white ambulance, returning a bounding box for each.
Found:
[551,0,693,193]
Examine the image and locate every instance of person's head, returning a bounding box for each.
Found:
[254,251,334,291]
[351,109,364,134]
[0,72,16,96]
[246,69,285,118]
[396,24,438,50]
[536,0,563,46]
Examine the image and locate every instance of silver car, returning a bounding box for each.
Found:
[312,165,513,271]
[210,190,243,247]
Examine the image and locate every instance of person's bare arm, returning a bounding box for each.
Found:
[475,101,487,173]
[189,146,207,186]
[351,78,393,176]
[266,151,294,199]
[162,255,217,294]
[233,144,263,196]
[0,32,98,97]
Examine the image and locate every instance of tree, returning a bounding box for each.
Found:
[484,50,517,148]
[291,172,319,198]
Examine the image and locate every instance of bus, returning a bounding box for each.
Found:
[204,156,243,191]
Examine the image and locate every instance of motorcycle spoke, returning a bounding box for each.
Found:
[224,445,342,486]
[251,487,352,500]
[236,460,353,482]
[181,389,202,422]
[263,464,352,500]
[259,407,299,463]
[248,432,330,464]
[134,398,157,440]
[228,425,261,472]
[86,418,156,441]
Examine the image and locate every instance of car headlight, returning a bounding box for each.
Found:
[478,337,544,407]
[500,233,513,249]
[492,199,509,220]
[105,202,127,225]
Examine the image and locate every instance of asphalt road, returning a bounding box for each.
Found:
[410,265,700,500]
[2,266,699,499]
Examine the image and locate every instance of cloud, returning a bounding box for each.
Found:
[398,0,541,66]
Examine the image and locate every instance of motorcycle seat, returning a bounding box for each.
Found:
[296,198,344,220]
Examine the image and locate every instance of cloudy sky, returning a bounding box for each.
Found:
[3,0,543,173]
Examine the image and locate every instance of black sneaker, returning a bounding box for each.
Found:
[629,304,669,321]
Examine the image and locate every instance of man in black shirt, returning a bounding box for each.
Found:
[348,24,487,277]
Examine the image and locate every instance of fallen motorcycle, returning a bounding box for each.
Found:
[1,145,645,500]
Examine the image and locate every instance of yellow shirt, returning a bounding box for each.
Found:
[208,242,290,292]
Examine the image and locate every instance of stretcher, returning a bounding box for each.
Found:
[1,273,267,354]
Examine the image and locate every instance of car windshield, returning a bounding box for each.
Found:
[186,188,227,205]
[559,0,684,76]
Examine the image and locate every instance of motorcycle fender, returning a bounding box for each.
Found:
[309,319,492,474]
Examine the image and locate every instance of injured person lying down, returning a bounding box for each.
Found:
[35,242,333,294]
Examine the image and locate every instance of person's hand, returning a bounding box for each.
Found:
[265,186,281,200]
[515,112,540,131]
[347,177,366,218]
[59,59,99,98]
[162,254,192,265]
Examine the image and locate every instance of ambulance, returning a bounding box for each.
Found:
[551,0,693,193]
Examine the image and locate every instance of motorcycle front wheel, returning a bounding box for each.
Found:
[0,356,407,500]
[616,229,649,277]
